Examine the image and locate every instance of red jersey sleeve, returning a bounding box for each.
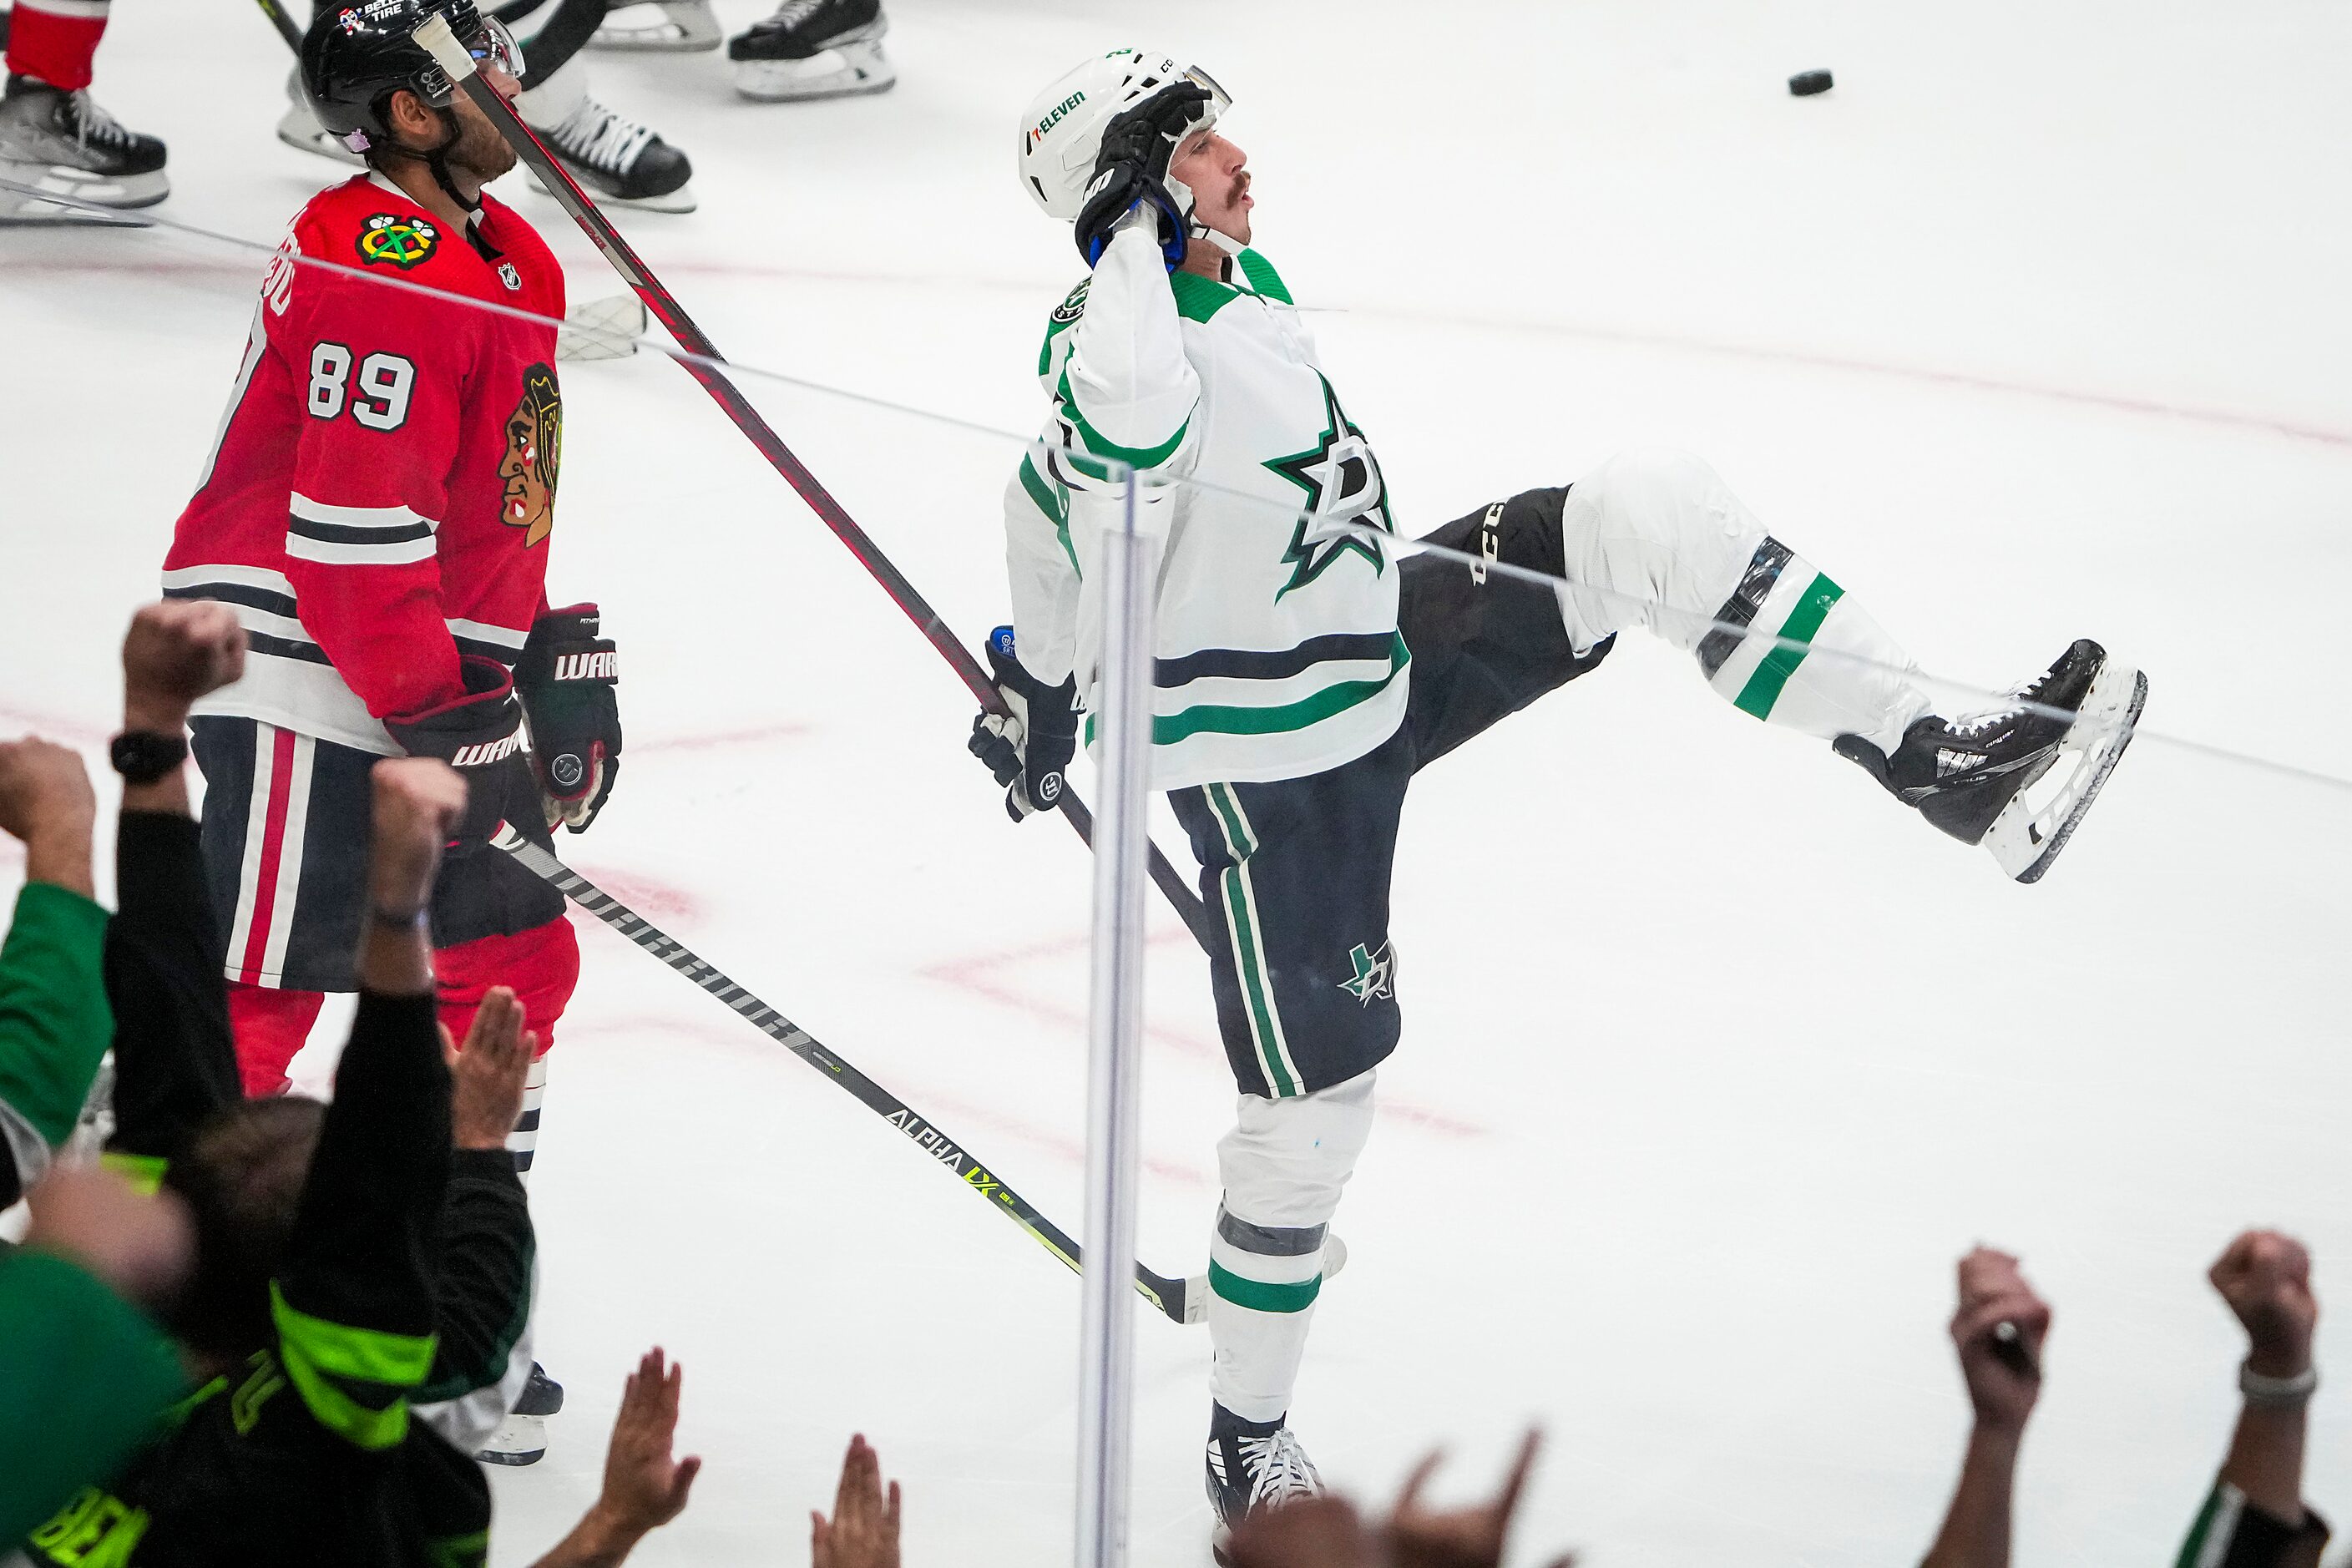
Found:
[278,219,475,724]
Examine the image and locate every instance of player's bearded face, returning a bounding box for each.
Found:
[446,90,519,183]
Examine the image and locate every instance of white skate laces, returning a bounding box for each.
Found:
[1237,1429,1321,1508]
[549,98,655,175]
[761,0,828,30]
[62,90,136,153]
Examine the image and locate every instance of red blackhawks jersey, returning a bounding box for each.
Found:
[164,172,568,755]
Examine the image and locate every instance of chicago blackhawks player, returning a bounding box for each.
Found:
[162,0,621,1464]
[975,48,2147,1550]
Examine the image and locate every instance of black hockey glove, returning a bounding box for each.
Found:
[384,655,538,854]
[967,626,1079,823]
[515,603,622,834]
[1074,80,1217,269]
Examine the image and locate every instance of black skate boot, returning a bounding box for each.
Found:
[531,93,696,213]
[1206,1403,1323,1565]
[0,73,167,215]
[728,0,894,103]
[1836,638,2146,883]
[477,1363,564,1466]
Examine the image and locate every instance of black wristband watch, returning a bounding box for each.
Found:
[109,730,189,786]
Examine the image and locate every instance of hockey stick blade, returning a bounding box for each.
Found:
[412,11,1219,958]
[490,828,1203,1324]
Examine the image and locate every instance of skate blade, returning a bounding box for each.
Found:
[590,0,721,51]
[734,39,896,103]
[529,168,699,215]
[0,162,165,217]
[1181,1234,1348,1325]
[276,109,364,168]
[475,1412,547,1466]
[1985,660,2147,883]
[557,292,648,360]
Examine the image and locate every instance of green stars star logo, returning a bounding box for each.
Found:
[1338,941,1394,1006]
[1264,373,1392,600]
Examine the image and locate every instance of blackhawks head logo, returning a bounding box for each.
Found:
[356,212,439,270]
[499,363,562,547]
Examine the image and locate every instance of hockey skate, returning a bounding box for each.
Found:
[0,73,167,217]
[728,0,895,103]
[1835,638,2146,883]
[527,91,697,213]
[275,68,362,167]
[477,1362,564,1466]
[1206,1403,1323,1566]
[589,0,721,53]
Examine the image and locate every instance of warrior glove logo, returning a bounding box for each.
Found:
[499,362,563,547]
[357,213,439,269]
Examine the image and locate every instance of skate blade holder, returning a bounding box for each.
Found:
[1180,1234,1348,1325]
[1985,658,2148,883]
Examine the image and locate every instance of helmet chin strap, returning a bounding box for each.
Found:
[1190,222,1247,255]
[387,105,482,214]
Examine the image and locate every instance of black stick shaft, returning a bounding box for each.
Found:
[254,0,303,51]
[410,16,1219,956]
[493,833,1197,1323]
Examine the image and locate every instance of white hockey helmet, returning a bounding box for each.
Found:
[1016,48,1231,225]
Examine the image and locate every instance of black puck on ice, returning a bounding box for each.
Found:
[1788,69,1834,97]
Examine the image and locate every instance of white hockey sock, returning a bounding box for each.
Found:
[1556,447,1933,753]
[514,55,589,132]
[508,1054,547,1184]
[1207,1070,1375,1424]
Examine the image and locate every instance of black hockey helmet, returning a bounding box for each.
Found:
[301,0,522,157]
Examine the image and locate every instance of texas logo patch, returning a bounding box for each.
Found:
[357,212,438,270]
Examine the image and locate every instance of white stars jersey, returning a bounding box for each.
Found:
[1004,217,1408,791]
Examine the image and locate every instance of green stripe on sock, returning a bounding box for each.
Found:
[1733,573,1844,719]
[1209,1261,1322,1313]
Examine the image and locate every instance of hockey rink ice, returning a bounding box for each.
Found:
[3,1,2347,1561]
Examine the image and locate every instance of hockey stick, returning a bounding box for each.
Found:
[490,829,1205,1325]
[410,13,1221,959]
[253,0,303,51]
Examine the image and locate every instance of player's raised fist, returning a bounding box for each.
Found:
[368,756,468,913]
[1948,1246,2050,1434]
[2209,1230,2317,1377]
[0,737,97,847]
[122,599,247,731]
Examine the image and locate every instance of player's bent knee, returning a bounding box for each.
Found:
[1577,446,1729,535]
[1218,1070,1377,1222]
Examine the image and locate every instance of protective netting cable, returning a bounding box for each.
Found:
[7,175,2342,799]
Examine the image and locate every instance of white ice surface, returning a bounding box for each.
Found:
[3,2,2349,1564]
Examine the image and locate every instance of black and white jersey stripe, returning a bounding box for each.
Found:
[285,493,438,567]
[163,565,529,668]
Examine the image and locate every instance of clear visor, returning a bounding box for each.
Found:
[468,15,524,78]
[1181,64,1232,119]
[417,14,524,108]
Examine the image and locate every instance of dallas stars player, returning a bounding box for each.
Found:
[972,49,2147,1549]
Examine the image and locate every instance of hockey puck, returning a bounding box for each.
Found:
[1788,69,1834,97]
